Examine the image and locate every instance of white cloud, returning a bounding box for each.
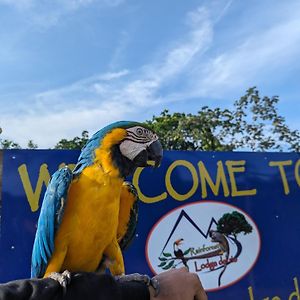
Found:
[0,5,213,147]
[98,70,130,81]
[109,31,131,70]
[189,16,300,98]
[1,104,131,148]
[2,1,300,147]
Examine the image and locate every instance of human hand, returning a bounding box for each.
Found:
[149,267,207,300]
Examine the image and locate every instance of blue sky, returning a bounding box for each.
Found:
[0,0,299,148]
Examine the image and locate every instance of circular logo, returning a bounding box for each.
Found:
[146,201,261,291]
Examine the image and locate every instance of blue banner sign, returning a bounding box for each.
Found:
[0,150,300,299]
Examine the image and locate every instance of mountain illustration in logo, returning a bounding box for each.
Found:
[160,209,219,254]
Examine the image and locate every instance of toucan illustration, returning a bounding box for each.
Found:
[173,238,188,268]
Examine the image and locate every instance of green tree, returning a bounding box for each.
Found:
[54,130,89,150]
[0,128,38,149]
[0,139,21,149]
[145,109,234,151]
[0,139,39,149]
[225,87,300,151]
[27,140,38,149]
[1,127,18,149]
[217,211,253,237]
[146,87,300,151]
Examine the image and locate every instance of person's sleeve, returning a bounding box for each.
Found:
[0,277,62,300]
[0,273,150,300]
[118,279,150,300]
[64,273,150,300]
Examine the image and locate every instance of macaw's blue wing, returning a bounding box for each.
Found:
[31,166,73,278]
[118,182,139,251]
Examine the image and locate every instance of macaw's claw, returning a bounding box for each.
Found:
[48,270,71,295]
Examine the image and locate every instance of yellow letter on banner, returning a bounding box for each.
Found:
[165,160,198,201]
[294,160,300,188]
[225,160,257,197]
[198,161,229,199]
[289,277,299,300]
[248,286,255,300]
[133,167,167,203]
[18,164,51,212]
[269,160,292,195]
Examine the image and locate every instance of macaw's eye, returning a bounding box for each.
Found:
[136,128,143,136]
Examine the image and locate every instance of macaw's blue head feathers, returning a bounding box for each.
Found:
[73,121,163,178]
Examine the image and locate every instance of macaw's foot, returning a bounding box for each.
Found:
[115,273,160,297]
[48,270,71,294]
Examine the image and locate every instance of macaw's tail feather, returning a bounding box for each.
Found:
[31,167,73,278]
[118,182,139,251]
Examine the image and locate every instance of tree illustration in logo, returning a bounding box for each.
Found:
[212,211,253,286]
[216,211,253,238]
[157,210,253,287]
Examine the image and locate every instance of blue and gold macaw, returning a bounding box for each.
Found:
[31,121,162,282]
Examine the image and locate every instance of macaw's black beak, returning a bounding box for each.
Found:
[133,140,163,168]
[147,139,163,167]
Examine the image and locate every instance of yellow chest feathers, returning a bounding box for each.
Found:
[61,164,124,237]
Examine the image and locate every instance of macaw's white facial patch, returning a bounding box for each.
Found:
[119,139,148,161]
[119,126,158,161]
